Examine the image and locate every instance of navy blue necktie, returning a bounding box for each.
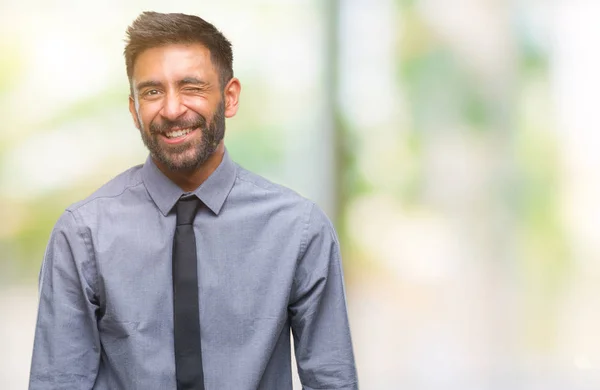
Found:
[172,196,205,390]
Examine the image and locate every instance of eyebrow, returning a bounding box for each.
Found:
[135,77,210,92]
[135,80,163,91]
[178,77,210,87]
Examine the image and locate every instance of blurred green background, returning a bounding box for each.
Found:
[2,0,600,388]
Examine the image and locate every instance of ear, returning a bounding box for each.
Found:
[129,95,141,130]
[223,77,241,118]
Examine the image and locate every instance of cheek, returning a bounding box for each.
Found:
[137,104,161,129]
[181,96,212,115]
[137,114,146,130]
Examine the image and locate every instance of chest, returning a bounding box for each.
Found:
[93,214,300,326]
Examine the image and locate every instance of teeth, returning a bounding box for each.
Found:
[165,128,193,139]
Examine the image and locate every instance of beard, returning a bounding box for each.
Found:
[138,99,226,172]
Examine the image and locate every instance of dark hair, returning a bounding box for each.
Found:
[124,12,233,91]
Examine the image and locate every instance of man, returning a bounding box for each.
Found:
[29,11,358,390]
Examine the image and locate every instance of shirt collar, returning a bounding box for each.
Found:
[141,148,237,216]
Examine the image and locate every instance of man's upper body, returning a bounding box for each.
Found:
[29,11,358,390]
[29,149,357,390]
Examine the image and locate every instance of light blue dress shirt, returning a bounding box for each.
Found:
[29,149,358,390]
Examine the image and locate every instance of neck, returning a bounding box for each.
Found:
[154,142,225,192]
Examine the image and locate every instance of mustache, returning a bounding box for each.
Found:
[149,115,206,134]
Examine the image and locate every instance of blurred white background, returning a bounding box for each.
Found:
[2,0,600,388]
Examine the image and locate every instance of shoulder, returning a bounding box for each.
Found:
[65,164,145,214]
[234,164,337,238]
[235,165,304,198]
[233,164,314,210]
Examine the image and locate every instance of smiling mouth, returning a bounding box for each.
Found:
[163,127,196,139]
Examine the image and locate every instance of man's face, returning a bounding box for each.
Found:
[129,43,229,172]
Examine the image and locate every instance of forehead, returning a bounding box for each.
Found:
[132,43,217,84]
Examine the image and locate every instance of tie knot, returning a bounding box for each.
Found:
[176,196,200,226]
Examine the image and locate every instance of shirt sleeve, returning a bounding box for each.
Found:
[29,210,101,389]
[289,203,359,390]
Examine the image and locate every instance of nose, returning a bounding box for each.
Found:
[161,92,187,121]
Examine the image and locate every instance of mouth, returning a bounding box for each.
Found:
[160,127,198,144]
